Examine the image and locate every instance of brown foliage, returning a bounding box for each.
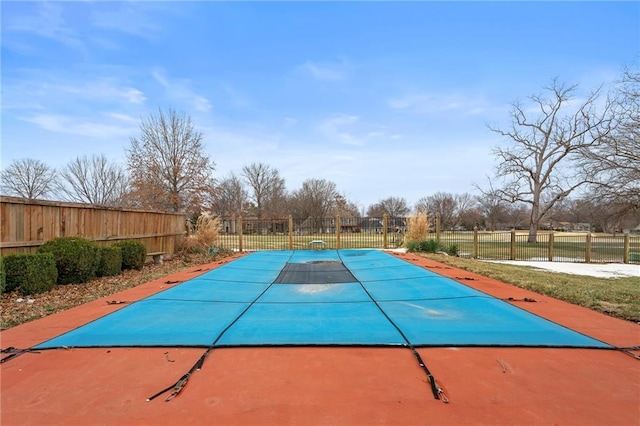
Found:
[182,214,221,253]
[404,213,430,243]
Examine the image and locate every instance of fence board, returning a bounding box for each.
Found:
[0,196,187,257]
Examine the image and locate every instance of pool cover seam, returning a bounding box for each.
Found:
[146,295,502,304]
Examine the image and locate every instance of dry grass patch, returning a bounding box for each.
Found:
[404,213,430,244]
[183,214,221,253]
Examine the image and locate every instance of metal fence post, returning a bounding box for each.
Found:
[623,233,630,264]
[585,232,592,263]
[288,215,293,250]
[510,229,516,260]
[383,214,388,249]
[238,216,243,253]
[548,231,554,261]
[473,226,479,259]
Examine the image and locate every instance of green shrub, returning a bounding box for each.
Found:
[114,240,146,270]
[407,239,446,253]
[4,253,58,295]
[419,239,443,253]
[446,243,459,256]
[97,246,122,277]
[0,257,5,293]
[37,237,100,284]
[406,240,421,252]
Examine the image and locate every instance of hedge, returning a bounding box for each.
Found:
[97,246,122,277]
[37,237,100,284]
[114,240,146,271]
[3,253,58,295]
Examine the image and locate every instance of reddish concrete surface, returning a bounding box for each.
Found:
[1,252,639,425]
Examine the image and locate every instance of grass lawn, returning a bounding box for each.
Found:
[418,253,640,323]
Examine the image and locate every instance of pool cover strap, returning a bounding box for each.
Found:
[148,252,295,402]
[411,347,449,402]
[0,347,39,364]
[336,252,447,402]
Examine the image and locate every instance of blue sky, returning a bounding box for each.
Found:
[2,1,638,209]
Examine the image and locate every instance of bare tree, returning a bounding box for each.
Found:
[0,158,58,199]
[292,178,338,231]
[488,79,614,242]
[58,154,129,205]
[241,163,286,219]
[415,192,457,229]
[368,197,410,217]
[334,194,360,216]
[366,203,385,217]
[127,109,215,212]
[210,173,247,217]
[580,68,639,212]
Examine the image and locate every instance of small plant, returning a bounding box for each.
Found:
[446,243,459,256]
[406,238,447,253]
[114,240,146,271]
[37,237,100,284]
[420,239,443,253]
[97,246,122,277]
[405,240,421,252]
[3,253,57,295]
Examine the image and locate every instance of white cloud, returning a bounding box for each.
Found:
[3,75,147,108]
[104,112,140,124]
[317,115,390,147]
[21,113,136,140]
[221,83,252,108]
[283,117,298,128]
[389,92,490,116]
[300,60,349,82]
[152,70,212,112]
[4,2,84,51]
[318,115,363,146]
[89,3,164,39]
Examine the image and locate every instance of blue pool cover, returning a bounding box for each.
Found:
[34,250,610,350]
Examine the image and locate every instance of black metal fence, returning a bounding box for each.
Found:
[215,215,639,264]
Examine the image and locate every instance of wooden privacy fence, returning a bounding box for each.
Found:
[0,196,188,257]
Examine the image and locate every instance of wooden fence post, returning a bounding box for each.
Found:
[383,214,388,249]
[436,213,441,242]
[288,215,293,250]
[548,231,554,262]
[510,229,516,260]
[585,232,592,263]
[473,226,478,259]
[238,216,243,253]
[623,233,630,264]
[336,215,341,249]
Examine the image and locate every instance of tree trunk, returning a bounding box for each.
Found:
[528,202,539,243]
[528,221,538,243]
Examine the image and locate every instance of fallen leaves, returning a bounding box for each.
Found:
[1,253,216,330]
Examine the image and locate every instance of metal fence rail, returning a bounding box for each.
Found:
[215,215,639,264]
[436,230,639,264]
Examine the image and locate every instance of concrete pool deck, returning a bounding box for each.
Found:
[1,251,638,425]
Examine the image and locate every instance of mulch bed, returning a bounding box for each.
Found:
[1,253,216,330]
